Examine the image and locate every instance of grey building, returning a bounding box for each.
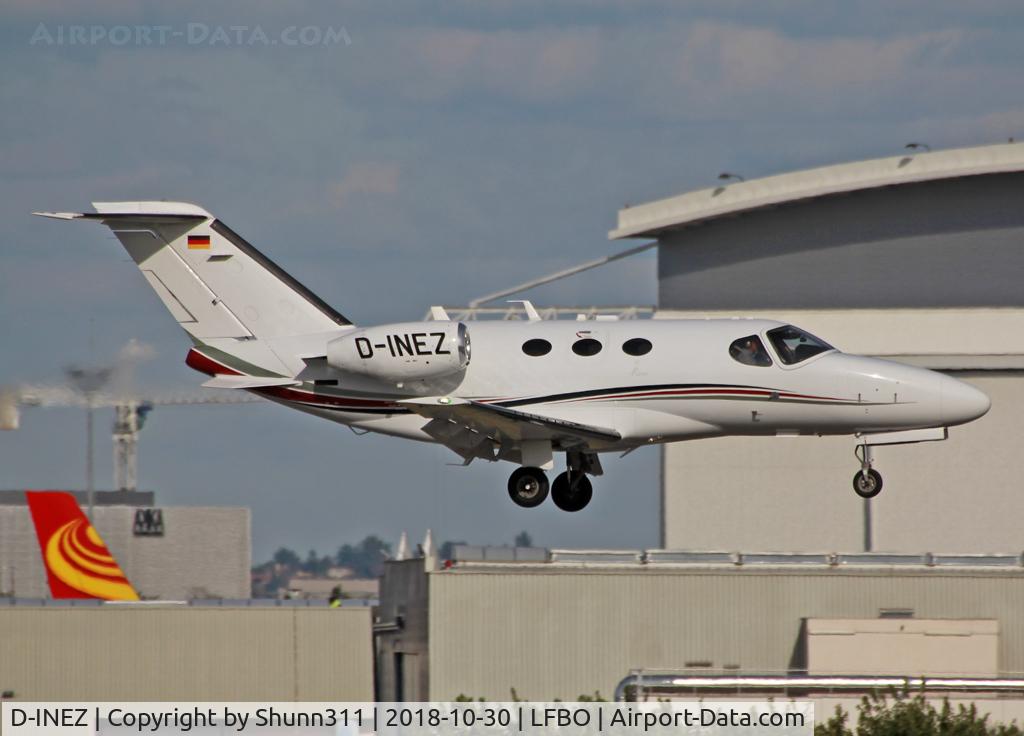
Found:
[379,548,1024,702]
[608,142,1024,553]
[0,490,250,599]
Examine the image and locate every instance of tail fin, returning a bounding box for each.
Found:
[34,202,351,340]
[24,491,140,601]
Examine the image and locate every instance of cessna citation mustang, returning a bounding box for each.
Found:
[36,202,991,512]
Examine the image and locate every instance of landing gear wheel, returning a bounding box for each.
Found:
[508,467,549,508]
[853,468,883,499]
[551,472,593,512]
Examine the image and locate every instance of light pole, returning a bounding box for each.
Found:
[863,498,873,552]
[65,366,112,520]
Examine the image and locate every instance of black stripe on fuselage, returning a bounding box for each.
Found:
[489,383,812,407]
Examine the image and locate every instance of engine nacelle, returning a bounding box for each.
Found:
[326,322,471,382]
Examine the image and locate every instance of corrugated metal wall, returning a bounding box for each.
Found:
[0,607,373,701]
[428,567,1024,701]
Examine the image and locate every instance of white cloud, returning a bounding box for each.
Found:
[328,162,400,208]
[334,20,1018,126]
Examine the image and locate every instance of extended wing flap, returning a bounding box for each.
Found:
[401,397,621,448]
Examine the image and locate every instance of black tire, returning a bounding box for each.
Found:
[551,471,593,512]
[853,468,883,499]
[507,467,549,508]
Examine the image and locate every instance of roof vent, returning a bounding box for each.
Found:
[879,608,915,619]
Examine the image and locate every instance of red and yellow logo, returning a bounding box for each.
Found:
[25,491,139,601]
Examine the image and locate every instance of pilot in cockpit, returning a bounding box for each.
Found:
[731,335,772,367]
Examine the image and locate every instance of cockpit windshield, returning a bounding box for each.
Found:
[766,325,834,365]
[729,335,773,367]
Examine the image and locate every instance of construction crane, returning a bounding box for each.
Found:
[0,340,260,516]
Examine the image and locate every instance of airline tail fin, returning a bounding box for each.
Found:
[24,491,140,601]
[34,202,352,341]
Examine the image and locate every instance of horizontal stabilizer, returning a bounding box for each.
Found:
[33,211,84,220]
[202,375,300,389]
[34,201,213,221]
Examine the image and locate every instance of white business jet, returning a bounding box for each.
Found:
[36,202,990,512]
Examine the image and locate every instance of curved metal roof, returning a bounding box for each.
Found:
[610,142,1024,240]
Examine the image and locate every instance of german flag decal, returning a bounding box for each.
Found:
[187,234,211,249]
[24,491,140,601]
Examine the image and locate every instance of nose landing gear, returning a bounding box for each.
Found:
[853,442,883,498]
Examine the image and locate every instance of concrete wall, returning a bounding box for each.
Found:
[658,173,1024,311]
[376,559,430,701]
[0,504,251,599]
[0,606,373,701]
[806,618,999,676]
[427,565,1024,702]
[661,371,1021,553]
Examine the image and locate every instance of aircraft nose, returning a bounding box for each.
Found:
[941,375,991,426]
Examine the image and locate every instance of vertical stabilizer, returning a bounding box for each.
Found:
[24,491,140,601]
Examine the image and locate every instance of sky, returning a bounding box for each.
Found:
[1,1,1023,563]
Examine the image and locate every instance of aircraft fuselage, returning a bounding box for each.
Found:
[229,318,989,453]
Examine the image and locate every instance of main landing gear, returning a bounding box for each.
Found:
[507,451,600,512]
[853,442,883,499]
[551,471,593,513]
[507,467,549,508]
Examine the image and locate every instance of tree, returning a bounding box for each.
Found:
[303,549,332,576]
[816,691,1023,736]
[272,547,300,567]
[514,531,533,548]
[336,535,392,578]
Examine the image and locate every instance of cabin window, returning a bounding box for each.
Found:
[521,338,552,356]
[767,325,834,365]
[729,335,773,367]
[572,338,603,356]
[622,338,652,356]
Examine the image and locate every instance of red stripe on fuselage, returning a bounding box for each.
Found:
[558,387,853,404]
[183,348,857,413]
[257,385,400,409]
[184,349,401,411]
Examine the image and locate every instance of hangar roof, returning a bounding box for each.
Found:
[610,142,1024,240]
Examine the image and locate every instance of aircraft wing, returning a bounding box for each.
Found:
[401,397,620,463]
